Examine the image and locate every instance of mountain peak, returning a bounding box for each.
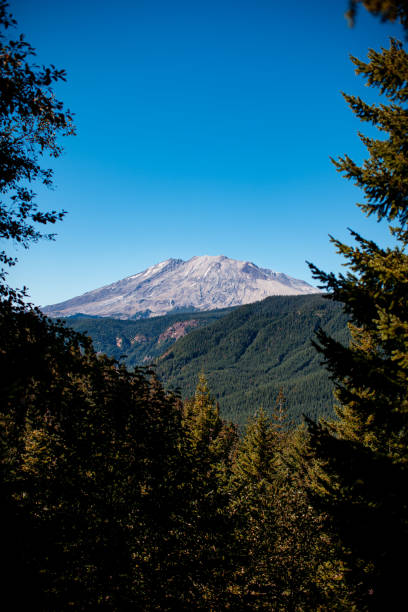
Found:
[43,255,320,319]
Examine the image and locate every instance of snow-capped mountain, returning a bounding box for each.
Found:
[42,255,321,319]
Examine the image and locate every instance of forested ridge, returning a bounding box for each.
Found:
[1,1,408,609]
[67,307,233,367]
[155,294,348,427]
[68,295,349,428]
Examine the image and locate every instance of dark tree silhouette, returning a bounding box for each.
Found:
[307,4,408,608]
[0,0,74,295]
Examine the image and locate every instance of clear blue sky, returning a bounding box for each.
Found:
[6,0,404,306]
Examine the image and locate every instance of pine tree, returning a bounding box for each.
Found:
[0,301,192,609]
[229,401,330,610]
[307,10,408,608]
[346,0,408,32]
[228,407,280,608]
[180,374,237,608]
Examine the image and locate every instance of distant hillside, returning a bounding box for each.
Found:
[67,295,349,428]
[155,294,349,427]
[67,308,233,368]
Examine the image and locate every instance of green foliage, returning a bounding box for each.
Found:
[0,295,350,609]
[346,0,408,33]
[6,1,407,607]
[227,398,345,610]
[156,294,349,427]
[307,14,408,609]
[183,373,235,464]
[179,375,238,608]
[0,299,198,609]
[0,1,74,291]
[67,308,232,368]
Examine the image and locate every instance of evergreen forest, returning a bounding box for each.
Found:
[155,294,348,427]
[68,295,349,428]
[1,1,408,609]
[67,307,234,367]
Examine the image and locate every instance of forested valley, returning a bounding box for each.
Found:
[1,0,408,609]
[68,294,349,428]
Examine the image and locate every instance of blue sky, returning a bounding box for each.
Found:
[6,0,404,306]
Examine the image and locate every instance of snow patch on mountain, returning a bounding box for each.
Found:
[43,255,320,319]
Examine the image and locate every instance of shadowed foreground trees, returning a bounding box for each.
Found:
[2,0,408,608]
[227,404,349,610]
[0,300,194,609]
[307,5,408,609]
[4,301,342,610]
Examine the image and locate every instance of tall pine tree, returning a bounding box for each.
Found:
[180,374,237,609]
[229,402,331,610]
[307,7,408,608]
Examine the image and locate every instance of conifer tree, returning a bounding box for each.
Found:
[229,401,329,609]
[0,6,217,608]
[0,299,194,609]
[229,407,280,607]
[346,0,408,32]
[183,373,235,465]
[307,7,408,607]
[180,374,237,608]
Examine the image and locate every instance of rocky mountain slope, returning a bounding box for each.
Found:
[43,255,320,319]
[67,308,232,367]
